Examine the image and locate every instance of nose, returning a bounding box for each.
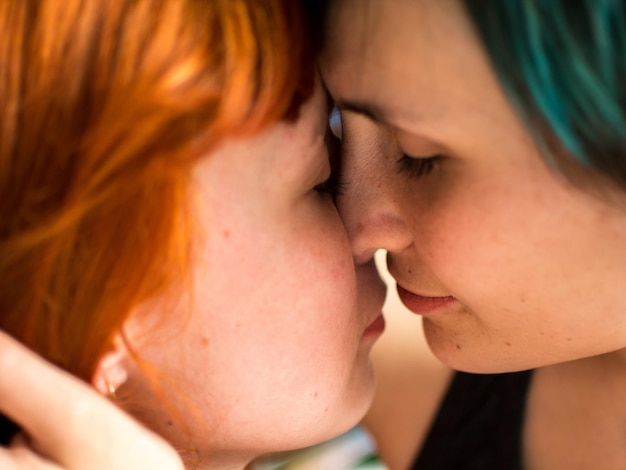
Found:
[336,116,413,263]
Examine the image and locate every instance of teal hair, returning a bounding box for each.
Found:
[463,0,626,186]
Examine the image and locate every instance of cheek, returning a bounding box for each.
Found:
[291,213,358,319]
[259,215,362,376]
[414,180,547,305]
[198,212,359,376]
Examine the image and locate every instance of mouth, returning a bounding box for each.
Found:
[363,314,386,338]
[396,284,456,316]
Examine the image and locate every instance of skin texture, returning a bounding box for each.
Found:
[322,0,626,467]
[104,81,387,469]
[6,1,626,468]
[0,331,185,470]
[320,0,626,374]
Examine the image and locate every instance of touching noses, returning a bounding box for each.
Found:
[336,121,413,263]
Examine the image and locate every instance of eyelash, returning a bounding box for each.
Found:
[397,154,440,178]
[315,174,347,198]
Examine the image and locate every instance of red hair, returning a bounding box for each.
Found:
[0,0,316,381]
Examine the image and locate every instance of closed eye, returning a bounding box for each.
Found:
[314,174,347,199]
[397,154,440,178]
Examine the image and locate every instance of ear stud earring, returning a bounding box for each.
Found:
[104,377,117,399]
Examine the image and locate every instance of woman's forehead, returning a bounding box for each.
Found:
[320,0,497,132]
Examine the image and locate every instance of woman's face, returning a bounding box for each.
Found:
[120,82,386,465]
[321,0,626,373]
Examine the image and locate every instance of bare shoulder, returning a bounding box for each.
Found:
[363,290,452,470]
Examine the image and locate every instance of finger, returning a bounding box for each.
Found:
[0,331,93,457]
[0,332,183,470]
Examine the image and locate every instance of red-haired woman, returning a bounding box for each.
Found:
[0,0,385,468]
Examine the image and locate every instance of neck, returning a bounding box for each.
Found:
[524,349,626,468]
[609,346,626,369]
[557,348,626,396]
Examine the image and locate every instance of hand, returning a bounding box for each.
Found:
[0,331,184,470]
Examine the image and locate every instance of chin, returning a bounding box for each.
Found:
[423,322,524,373]
[318,369,377,444]
[268,378,375,453]
[425,334,548,374]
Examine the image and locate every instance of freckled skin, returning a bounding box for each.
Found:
[119,83,387,467]
[322,0,626,373]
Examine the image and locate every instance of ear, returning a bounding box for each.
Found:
[92,333,129,398]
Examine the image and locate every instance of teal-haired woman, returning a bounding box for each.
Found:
[322,0,626,468]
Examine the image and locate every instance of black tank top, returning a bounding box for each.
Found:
[412,370,533,470]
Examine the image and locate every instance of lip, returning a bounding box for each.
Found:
[396,284,456,316]
[363,314,386,337]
